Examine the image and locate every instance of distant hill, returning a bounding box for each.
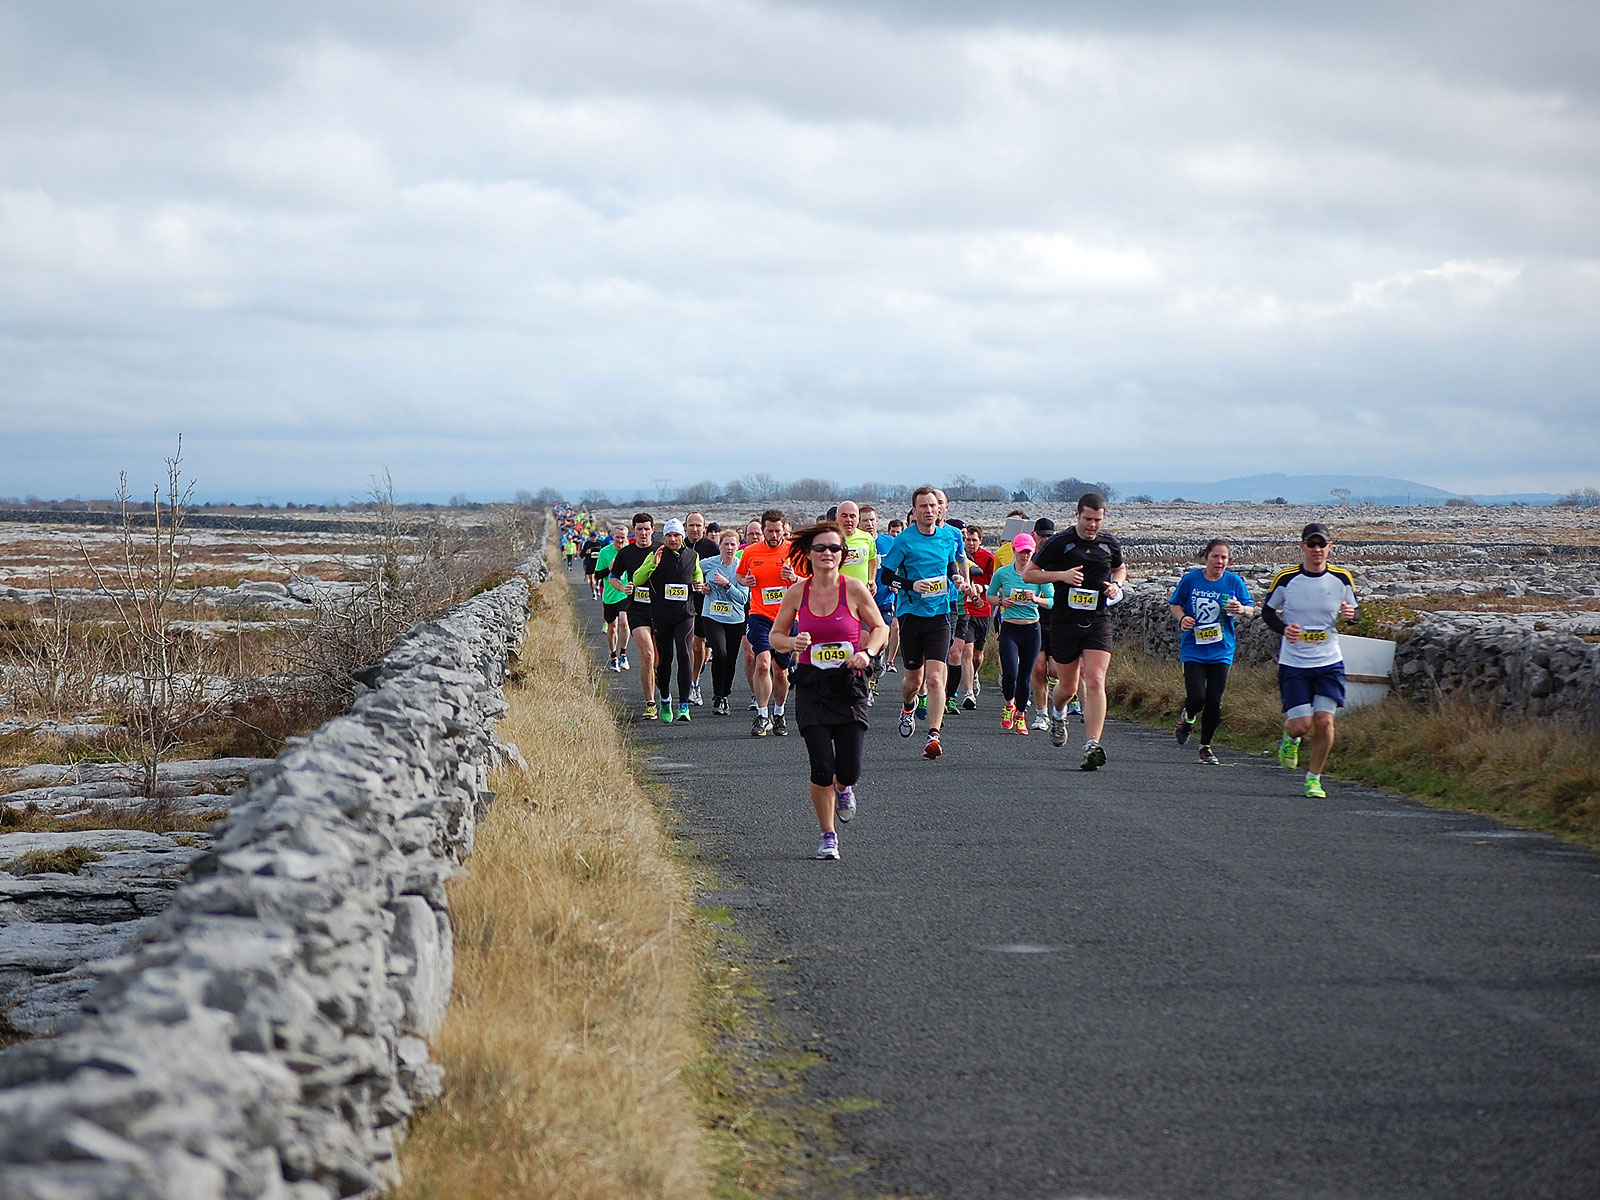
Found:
[1109,473,1557,506]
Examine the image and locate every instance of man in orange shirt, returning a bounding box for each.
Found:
[737,508,797,737]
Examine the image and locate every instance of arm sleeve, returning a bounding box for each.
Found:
[1261,582,1288,634]
[632,555,657,586]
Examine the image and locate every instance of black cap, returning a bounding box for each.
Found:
[1301,522,1331,544]
[1033,518,1055,535]
[947,517,965,530]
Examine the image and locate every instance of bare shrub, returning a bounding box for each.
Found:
[0,585,112,719]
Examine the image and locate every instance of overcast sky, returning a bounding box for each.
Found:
[2,0,1596,502]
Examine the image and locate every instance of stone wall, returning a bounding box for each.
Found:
[1392,613,1600,732]
[0,548,548,1199]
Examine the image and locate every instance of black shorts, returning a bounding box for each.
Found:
[899,613,953,670]
[627,602,654,629]
[1039,622,1053,663]
[1049,614,1114,665]
[952,614,974,644]
[603,600,629,624]
[694,611,712,639]
[966,615,989,652]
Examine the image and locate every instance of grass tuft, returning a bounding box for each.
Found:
[4,846,103,875]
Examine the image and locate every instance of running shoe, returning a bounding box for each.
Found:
[748,695,759,711]
[1001,702,1016,731]
[866,688,875,707]
[899,707,915,738]
[1029,710,1050,732]
[608,656,620,673]
[1015,717,1029,736]
[945,696,959,716]
[1304,775,1327,799]
[1049,713,1068,748]
[885,662,897,674]
[973,678,982,698]
[835,786,855,823]
[1066,695,1081,717]
[1080,741,1107,771]
[713,696,729,716]
[923,730,942,760]
[771,713,788,737]
[660,702,674,724]
[917,695,928,720]
[1277,733,1300,770]
[678,702,691,723]
[644,701,659,721]
[1198,745,1220,766]
[1175,711,1193,746]
[751,714,771,738]
[961,691,977,711]
[815,831,840,860]
[620,654,630,671]
[689,685,703,706]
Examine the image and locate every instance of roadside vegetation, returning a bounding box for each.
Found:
[1102,647,1600,848]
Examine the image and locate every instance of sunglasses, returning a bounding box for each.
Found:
[1304,539,1328,548]
[811,543,845,553]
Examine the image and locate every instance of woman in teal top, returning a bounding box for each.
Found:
[986,534,1054,732]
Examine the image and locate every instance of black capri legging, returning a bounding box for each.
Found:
[703,617,746,701]
[997,621,1041,711]
[801,722,865,788]
[653,614,695,703]
[1182,660,1232,744]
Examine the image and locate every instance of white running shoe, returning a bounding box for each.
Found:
[815,831,840,860]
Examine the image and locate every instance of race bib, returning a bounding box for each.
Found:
[762,585,788,606]
[663,583,689,601]
[1009,587,1035,602]
[844,546,866,565]
[1067,587,1099,611]
[1300,627,1329,643]
[1193,622,1223,645]
[709,600,734,618]
[922,577,948,597]
[809,640,853,669]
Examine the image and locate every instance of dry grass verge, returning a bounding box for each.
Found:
[392,581,708,1200]
[1105,647,1600,847]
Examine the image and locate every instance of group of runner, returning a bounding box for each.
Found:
[572,493,1362,857]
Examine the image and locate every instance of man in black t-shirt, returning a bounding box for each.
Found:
[608,512,663,718]
[1021,492,1126,770]
[683,511,720,705]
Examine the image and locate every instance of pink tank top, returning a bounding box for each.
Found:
[796,578,862,669]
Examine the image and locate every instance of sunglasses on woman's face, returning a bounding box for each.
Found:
[811,543,844,553]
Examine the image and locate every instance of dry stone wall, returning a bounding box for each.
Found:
[0,547,548,1199]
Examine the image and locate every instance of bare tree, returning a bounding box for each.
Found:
[78,438,210,796]
[1330,487,1351,505]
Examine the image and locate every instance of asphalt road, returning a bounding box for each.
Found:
[567,572,1600,1200]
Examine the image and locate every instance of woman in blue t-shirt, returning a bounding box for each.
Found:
[1167,538,1255,764]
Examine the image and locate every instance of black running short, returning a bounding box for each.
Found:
[603,600,629,624]
[899,613,953,670]
[626,601,654,628]
[1048,614,1114,665]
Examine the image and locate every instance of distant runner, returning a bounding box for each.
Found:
[738,509,797,737]
[987,532,1053,734]
[1262,523,1360,798]
[1168,539,1256,766]
[1022,493,1126,770]
[701,529,751,716]
[607,512,662,718]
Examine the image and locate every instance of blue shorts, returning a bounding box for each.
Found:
[744,614,793,669]
[1279,662,1346,720]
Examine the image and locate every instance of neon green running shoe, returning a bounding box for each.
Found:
[1277,733,1300,770]
[678,702,691,723]
[1304,774,1326,799]
[660,702,674,723]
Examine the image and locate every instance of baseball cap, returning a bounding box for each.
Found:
[1033,518,1055,536]
[1011,532,1036,554]
[663,518,685,536]
[1301,522,1331,545]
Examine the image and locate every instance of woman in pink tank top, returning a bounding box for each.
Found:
[771,521,889,861]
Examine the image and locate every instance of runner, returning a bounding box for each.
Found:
[737,509,797,737]
[581,528,608,600]
[701,529,750,715]
[881,516,904,671]
[1169,539,1256,765]
[1021,493,1126,770]
[1261,523,1360,798]
[607,512,662,718]
[879,486,970,760]
[770,522,889,860]
[594,522,632,672]
[957,523,995,710]
[987,532,1053,732]
[1025,517,1056,731]
[684,511,719,706]
[631,518,706,724]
